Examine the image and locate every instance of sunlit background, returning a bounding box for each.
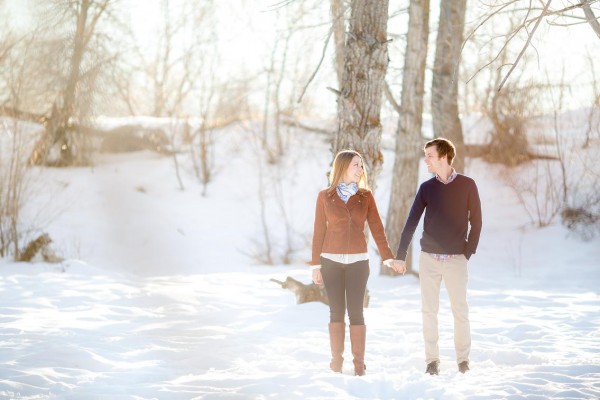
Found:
[0,1,599,398]
[3,0,598,119]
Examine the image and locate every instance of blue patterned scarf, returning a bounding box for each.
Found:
[336,182,358,203]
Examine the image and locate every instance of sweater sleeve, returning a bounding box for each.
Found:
[365,191,394,261]
[309,191,327,265]
[464,180,482,259]
[396,185,426,261]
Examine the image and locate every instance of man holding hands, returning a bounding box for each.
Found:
[390,138,482,375]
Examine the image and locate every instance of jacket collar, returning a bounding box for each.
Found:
[326,188,367,208]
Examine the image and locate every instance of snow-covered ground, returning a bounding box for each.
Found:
[0,117,599,399]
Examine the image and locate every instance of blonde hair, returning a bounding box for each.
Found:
[327,149,369,192]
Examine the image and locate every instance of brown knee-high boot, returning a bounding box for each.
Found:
[328,322,345,372]
[350,324,366,376]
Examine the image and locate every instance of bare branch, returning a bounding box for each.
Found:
[581,0,600,39]
[462,0,519,55]
[383,81,402,113]
[498,0,553,92]
[263,0,298,12]
[296,27,333,103]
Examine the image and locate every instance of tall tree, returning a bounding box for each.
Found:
[149,0,213,117]
[330,0,346,87]
[383,0,430,276]
[333,0,390,190]
[30,0,116,166]
[431,0,467,173]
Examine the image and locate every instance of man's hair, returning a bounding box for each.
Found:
[424,138,456,165]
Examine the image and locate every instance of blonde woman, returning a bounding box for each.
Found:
[309,149,405,376]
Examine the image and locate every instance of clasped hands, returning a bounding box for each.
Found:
[384,259,407,275]
[312,259,406,285]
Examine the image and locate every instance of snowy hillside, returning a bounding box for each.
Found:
[0,117,599,399]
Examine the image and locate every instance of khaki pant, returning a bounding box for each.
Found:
[419,252,471,364]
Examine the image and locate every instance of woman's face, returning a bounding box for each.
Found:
[343,155,364,184]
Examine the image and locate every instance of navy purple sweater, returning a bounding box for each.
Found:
[396,174,482,261]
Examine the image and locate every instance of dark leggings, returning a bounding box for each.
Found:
[320,257,370,325]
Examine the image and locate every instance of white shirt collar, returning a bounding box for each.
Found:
[435,168,457,184]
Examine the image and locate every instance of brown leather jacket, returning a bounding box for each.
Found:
[310,188,394,265]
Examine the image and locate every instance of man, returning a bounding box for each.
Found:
[390,138,482,375]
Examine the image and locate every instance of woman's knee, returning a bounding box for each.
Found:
[330,311,345,323]
[347,302,365,325]
[348,312,365,325]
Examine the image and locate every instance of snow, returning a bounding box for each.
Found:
[1,117,599,399]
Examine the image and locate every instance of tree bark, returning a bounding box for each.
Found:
[431,0,467,173]
[383,0,430,276]
[334,0,390,191]
[331,0,346,88]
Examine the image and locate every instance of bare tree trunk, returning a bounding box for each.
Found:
[42,0,90,166]
[431,0,466,173]
[334,0,389,191]
[271,277,330,305]
[584,48,600,149]
[383,0,430,276]
[581,0,600,40]
[30,0,111,166]
[331,0,346,87]
[262,37,278,163]
[271,276,370,307]
[152,0,170,117]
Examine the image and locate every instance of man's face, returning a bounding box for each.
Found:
[424,145,446,174]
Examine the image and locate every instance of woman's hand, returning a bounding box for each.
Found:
[312,268,323,285]
[384,259,407,275]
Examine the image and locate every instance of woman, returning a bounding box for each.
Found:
[309,149,405,375]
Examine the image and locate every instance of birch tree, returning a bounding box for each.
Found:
[383,0,430,276]
[333,0,390,190]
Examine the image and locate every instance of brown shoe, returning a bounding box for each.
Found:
[328,322,345,373]
[349,324,366,376]
[425,360,440,375]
